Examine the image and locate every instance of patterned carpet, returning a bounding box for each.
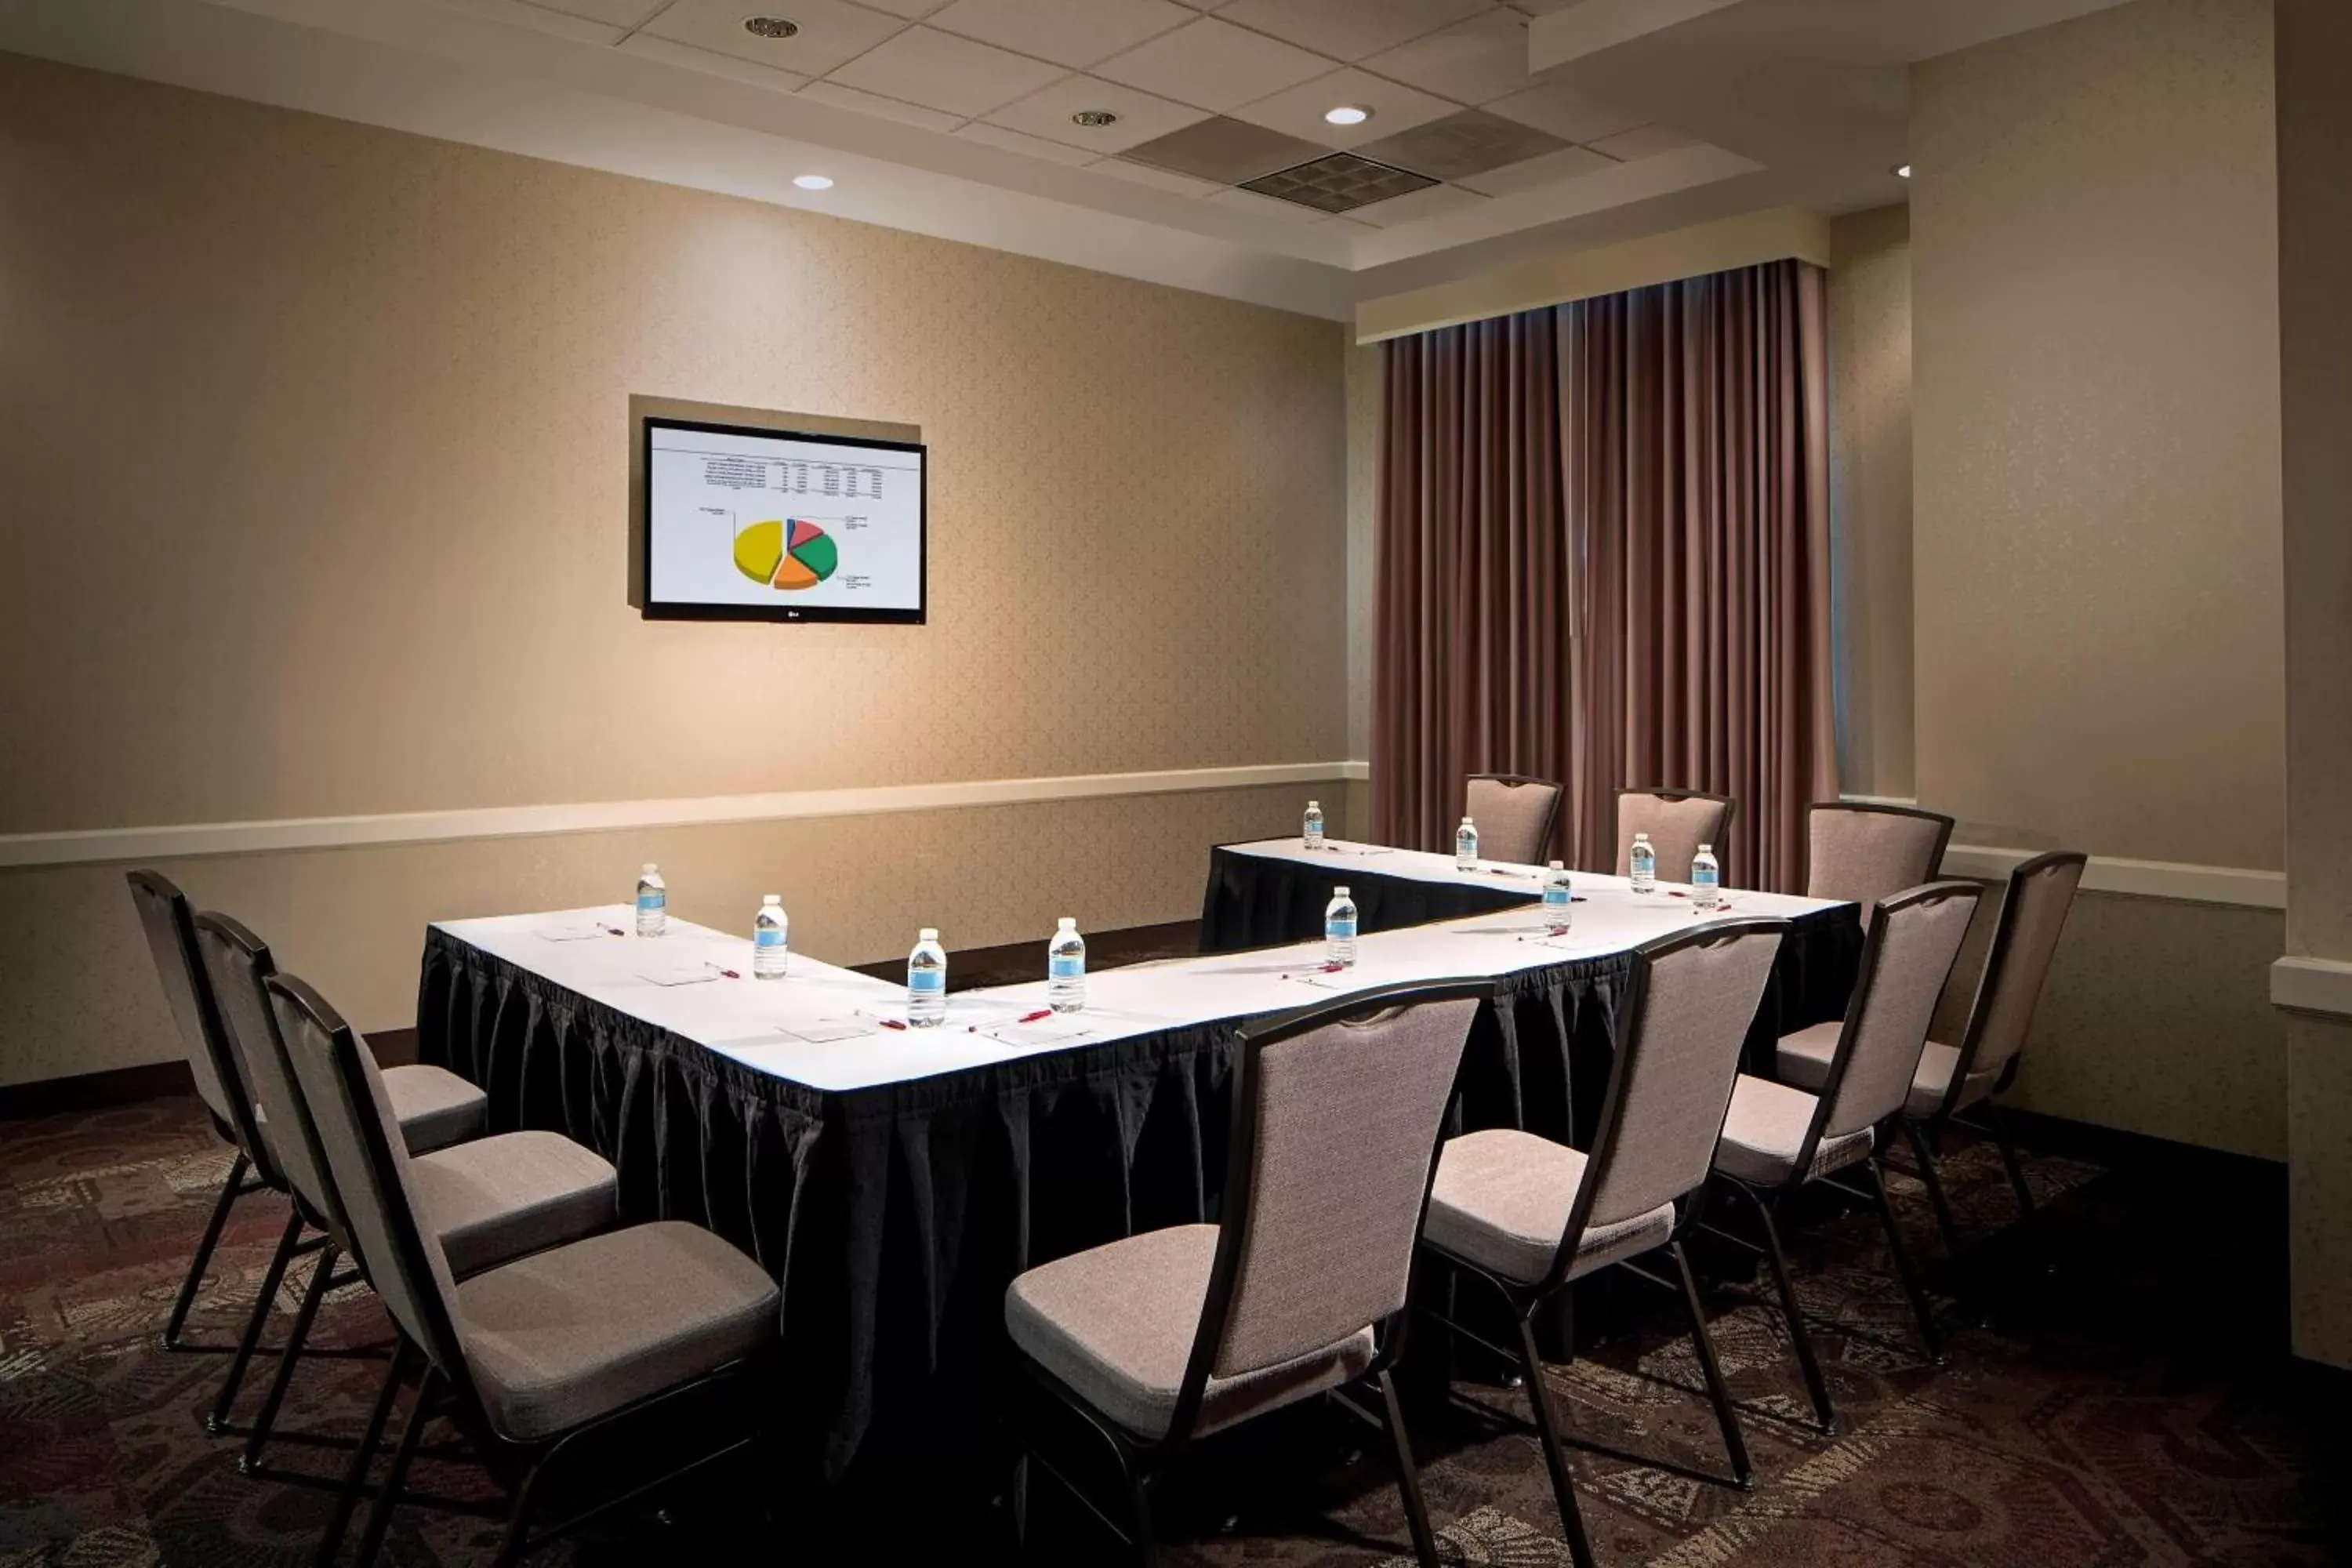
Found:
[0,1095,2343,1567]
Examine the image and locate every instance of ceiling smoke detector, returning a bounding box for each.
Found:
[1072,110,1120,129]
[742,16,800,39]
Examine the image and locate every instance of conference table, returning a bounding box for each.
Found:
[1200,836,1548,950]
[413,855,1860,1492]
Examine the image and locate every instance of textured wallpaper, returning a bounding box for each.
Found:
[0,52,1348,835]
[1911,0,2283,869]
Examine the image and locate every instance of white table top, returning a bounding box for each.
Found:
[434,875,1849,1094]
[1220,835,1558,894]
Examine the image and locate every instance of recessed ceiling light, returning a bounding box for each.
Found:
[793,174,833,191]
[1894,163,1911,178]
[1071,110,1120,129]
[742,16,799,38]
[1325,105,1372,127]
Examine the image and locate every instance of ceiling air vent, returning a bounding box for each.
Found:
[1240,154,1437,215]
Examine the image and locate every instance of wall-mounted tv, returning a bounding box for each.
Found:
[641,416,926,624]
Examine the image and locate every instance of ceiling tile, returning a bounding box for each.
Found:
[1205,185,1332,225]
[1586,124,1703,160]
[1483,79,1646,144]
[1089,157,1222,196]
[641,0,909,78]
[926,0,1193,70]
[1360,9,1534,103]
[1119,114,1330,183]
[1455,142,1614,194]
[1240,151,1437,212]
[828,25,1069,118]
[985,75,1208,154]
[428,0,622,45]
[514,0,663,28]
[953,121,1100,164]
[1214,0,1490,62]
[795,78,965,129]
[1345,180,1488,227]
[1354,107,1565,180]
[1229,66,1456,151]
[857,0,953,14]
[1093,16,1331,113]
[1503,0,1581,12]
[619,34,808,90]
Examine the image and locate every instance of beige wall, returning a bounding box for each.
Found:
[0,54,1349,1082]
[1904,0,2287,1160]
[1911,0,2284,869]
[1825,205,1916,801]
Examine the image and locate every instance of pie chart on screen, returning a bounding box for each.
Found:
[731,518,839,590]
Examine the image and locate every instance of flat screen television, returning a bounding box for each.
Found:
[641,416,926,624]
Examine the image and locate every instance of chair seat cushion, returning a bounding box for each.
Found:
[1906,1042,1998,1119]
[411,1131,618,1279]
[1715,1076,1871,1186]
[1773,1021,1842,1091]
[383,1064,488,1153]
[1423,1129,1675,1287]
[456,1221,779,1443]
[1004,1225,1374,1442]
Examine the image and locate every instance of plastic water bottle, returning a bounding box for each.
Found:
[1325,886,1359,968]
[1692,844,1722,911]
[753,894,788,979]
[1456,817,1479,872]
[907,928,947,1028]
[634,864,667,937]
[1047,918,1086,1014]
[1542,860,1573,927]
[1629,833,1657,894]
[1303,800,1326,851]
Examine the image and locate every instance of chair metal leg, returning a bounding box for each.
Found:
[490,1456,546,1568]
[162,1151,249,1350]
[316,1341,413,1568]
[241,1241,337,1473]
[207,1209,303,1433]
[1902,1119,1981,1316]
[1126,1470,1162,1568]
[354,1365,438,1568]
[1865,1156,1944,1363]
[1991,1106,2035,1218]
[1736,1183,1835,1435]
[1010,1453,1031,1555]
[1670,1240,1753,1487]
[1377,1370,1441,1567]
[1513,1317,1598,1568]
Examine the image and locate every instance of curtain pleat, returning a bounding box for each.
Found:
[1374,259,1835,891]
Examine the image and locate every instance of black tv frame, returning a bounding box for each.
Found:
[639,415,927,625]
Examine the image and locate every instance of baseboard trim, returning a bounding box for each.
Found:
[0,1060,196,1121]
[0,761,1374,871]
[2000,1105,2286,1182]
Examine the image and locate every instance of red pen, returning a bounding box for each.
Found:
[877,1018,907,1031]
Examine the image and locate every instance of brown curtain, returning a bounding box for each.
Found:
[1373,259,1835,891]
[1373,310,1571,862]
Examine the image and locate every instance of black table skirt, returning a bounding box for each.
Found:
[1200,844,1534,953]
[414,902,1860,1491]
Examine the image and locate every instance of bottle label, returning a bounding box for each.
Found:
[1544,887,1571,908]
[1327,917,1358,941]
[756,928,786,949]
[637,891,665,912]
[1049,955,1083,980]
[908,968,945,995]
[1695,869,1719,888]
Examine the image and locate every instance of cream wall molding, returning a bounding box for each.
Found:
[1939,844,2287,910]
[2270,956,2352,1021]
[1353,205,1834,345]
[0,761,1374,871]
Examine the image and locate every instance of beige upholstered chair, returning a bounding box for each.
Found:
[1418,919,1788,1563]
[1805,803,1955,924]
[1710,882,1980,1432]
[268,972,778,1568]
[195,913,618,1479]
[1465,773,1565,865]
[1003,980,1492,1567]
[1613,788,1737,881]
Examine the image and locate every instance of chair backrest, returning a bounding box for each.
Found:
[1805,804,1956,922]
[267,972,470,1381]
[1805,883,1981,1155]
[1944,851,2087,1106]
[1558,919,1786,1280]
[126,871,269,1175]
[1465,775,1563,865]
[194,913,345,1241]
[1176,979,1490,1439]
[1613,789,1736,880]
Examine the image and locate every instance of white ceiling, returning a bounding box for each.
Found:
[0,0,2136,320]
